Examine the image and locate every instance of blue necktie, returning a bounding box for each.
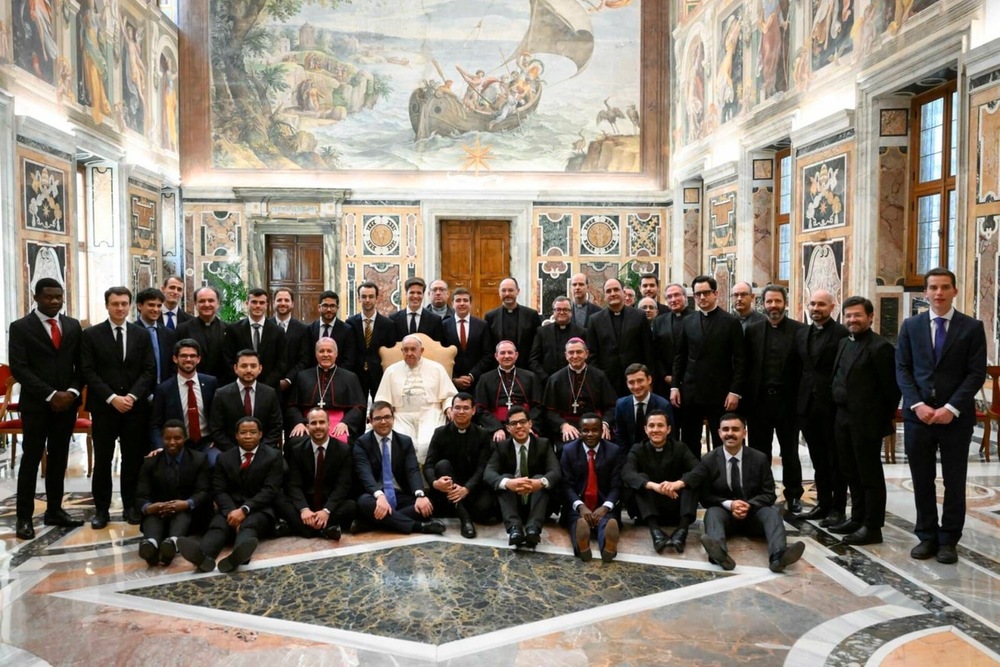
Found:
[933,317,947,362]
[148,325,161,380]
[166,311,175,330]
[381,437,397,510]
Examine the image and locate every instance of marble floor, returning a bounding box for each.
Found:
[0,433,998,666]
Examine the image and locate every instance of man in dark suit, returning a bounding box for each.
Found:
[9,278,85,539]
[159,275,193,331]
[346,281,397,400]
[828,296,901,546]
[673,413,805,572]
[569,272,601,328]
[586,278,654,396]
[284,337,366,441]
[795,288,849,524]
[135,420,211,566]
[651,283,693,396]
[743,284,807,514]
[623,410,699,553]
[353,401,446,535]
[226,288,287,390]
[308,290,358,372]
[639,274,671,316]
[671,275,746,457]
[390,278,445,343]
[732,281,766,331]
[136,287,177,387]
[81,286,157,528]
[897,268,987,564]
[614,363,673,454]
[423,393,496,537]
[279,408,357,539]
[485,277,541,369]
[177,417,284,573]
[560,413,624,562]
[529,296,585,386]
[475,340,544,441]
[483,406,561,548]
[269,288,311,392]
[209,349,283,451]
[543,338,617,444]
[150,338,219,464]
[442,288,494,392]
[176,286,230,383]
[425,279,455,319]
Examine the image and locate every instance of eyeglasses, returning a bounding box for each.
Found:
[552,307,571,313]
[371,415,393,422]
[693,290,715,297]
[506,418,529,426]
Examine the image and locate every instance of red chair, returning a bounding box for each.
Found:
[0,376,24,468]
[0,365,18,451]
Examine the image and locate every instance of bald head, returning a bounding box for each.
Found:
[732,281,754,316]
[570,273,589,304]
[807,288,837,325]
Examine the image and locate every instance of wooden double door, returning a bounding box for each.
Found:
[439,220,510,319]
[266,235,324,320]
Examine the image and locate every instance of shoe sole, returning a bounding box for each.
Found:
[177,537,214,572]
[770,541,806,573]
[160,540,177,564]
[828,523,862,535]
[574,518,592,561]
[138,541,159,566]
[218,538,259,574]
[602,519,619,563]
[701,535,735,571]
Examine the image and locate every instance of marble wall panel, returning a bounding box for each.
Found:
[802,152,848,232]
[131,255,157,294]
[341,205,421,315]
[801,237,845,322]
[879,109,908,136]
[538,213,573,254]
[580,214,621,257]
[129,188,158,251]
[968,84,1000,361]
[878,147,907,286]
[975,216,998,361]
[709,252,736,308]
[183,204,247,300]
[161,192,178,277]
[537,260,571,318]
[977,100,1000,204]
[23,240,69,314]
[683,207,701,283]
[627,212,661,257]
[362,263,401,315]
[707,191,736,250]
[362,214,401,256]
[752,186,774,285]
[580,262,620,305]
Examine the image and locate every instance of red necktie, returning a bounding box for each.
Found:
[241,451,253,470]
[48,319,61,349]
[459,319,467,351]
[243,386,252,415]
[186,380,201,442]
[584,448,599,511]
[313,445,326,509]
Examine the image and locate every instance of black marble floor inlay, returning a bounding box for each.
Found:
[123,541,730,645]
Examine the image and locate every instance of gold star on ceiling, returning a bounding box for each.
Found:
[460,136,494,175]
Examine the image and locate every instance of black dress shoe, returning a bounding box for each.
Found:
[828,518,862,534]
[44,509,84,528]
[419,520,446,535]
[160,539,177,565]
[524,525,542,547]
[769,541,806,573]
[786,499,804,515]
[936,544,958,564]
[910,540,938,560]
[819,511,845,528]
[272,519,293,538]
[600,518,619,563]
[320,525,342,540]
[124,508,142,525]
[90,511,110,529]
[651,528,669,553]
[842,526,882,545]
[218,538,258,573]
[701,534,735,571]
[667,527,688,553]
[138,540,159,566]
[574,517,592,561]
[460,520,477,539]
[15,519,35,540]
[508,525,526,547]
[799,505,830,521]
[177,536,215,573]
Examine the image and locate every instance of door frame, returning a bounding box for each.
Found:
[422,199,532,306]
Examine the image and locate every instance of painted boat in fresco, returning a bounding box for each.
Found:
[408,0,594,140]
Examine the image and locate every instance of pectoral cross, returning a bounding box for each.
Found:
[506,398,513,410]
[317,399,326,409]
[572,400,579,414]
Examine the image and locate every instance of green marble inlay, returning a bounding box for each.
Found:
[123,541,730,645]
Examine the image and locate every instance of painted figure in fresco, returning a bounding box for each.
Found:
[160,54,179,151]
[685,39,706,142]
[77,0,112,125]
[456,66,488,110]
[757,0,790,99]
[13,0,58,81]
[812,0,853,60]
[717,14,742,117]
[121,18,147,134]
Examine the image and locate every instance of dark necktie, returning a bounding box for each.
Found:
[381,437,397,509]
[115,325,124,361]
[252,323,261,351]
[409,312,417,334]
[167,456,179,488]
[165,311,176,330]
[635,401,646,430]
[47,318,61,349]
[313,445,326,509]
[186,380,201,442]
[243,386,252,415]
[933,317,947,362]
[518,444,529,505]
[459,319,467,351]
[241,451,253,470]
[730,457,744,500]
[148,325,161,380]
[584,448,599,510]
[323,324,331,339]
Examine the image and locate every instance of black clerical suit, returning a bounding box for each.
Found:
[586,305,654,396]
[279,437,358,536]
[560,439,624,555]
[683,445,788,561]
[528,321,585,386]
[571,301,602,328]
[226,318,287,390]
[484,304,542,368]
[81,320,157,517]
[308,318,357,372]
[209,381,284,451]
[623,438,699,525]
[389,308,445,343]
[484,434,561,533]
[744,316,807,504]
[736,310,767,332]
[423,422,496,521]
[283,365,366,439]
[795,320,849,516]
[672,307,746,456]
[175,316,230,383]
[475,367,544,434]
[135,448,212,542]
[442,314,494,387]
[200,444,284,558]
[650,307,692,395]
[831,329,900,530]
[346,311,396,399]
[542,365,617,440]
[354,429,431,533]
[9,311,83,522]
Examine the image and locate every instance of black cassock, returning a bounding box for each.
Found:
[542,364,617,437]
[474,367,543,433]
[285,365,366,439]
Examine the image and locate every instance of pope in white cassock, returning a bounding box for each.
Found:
[374,335,458,463]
